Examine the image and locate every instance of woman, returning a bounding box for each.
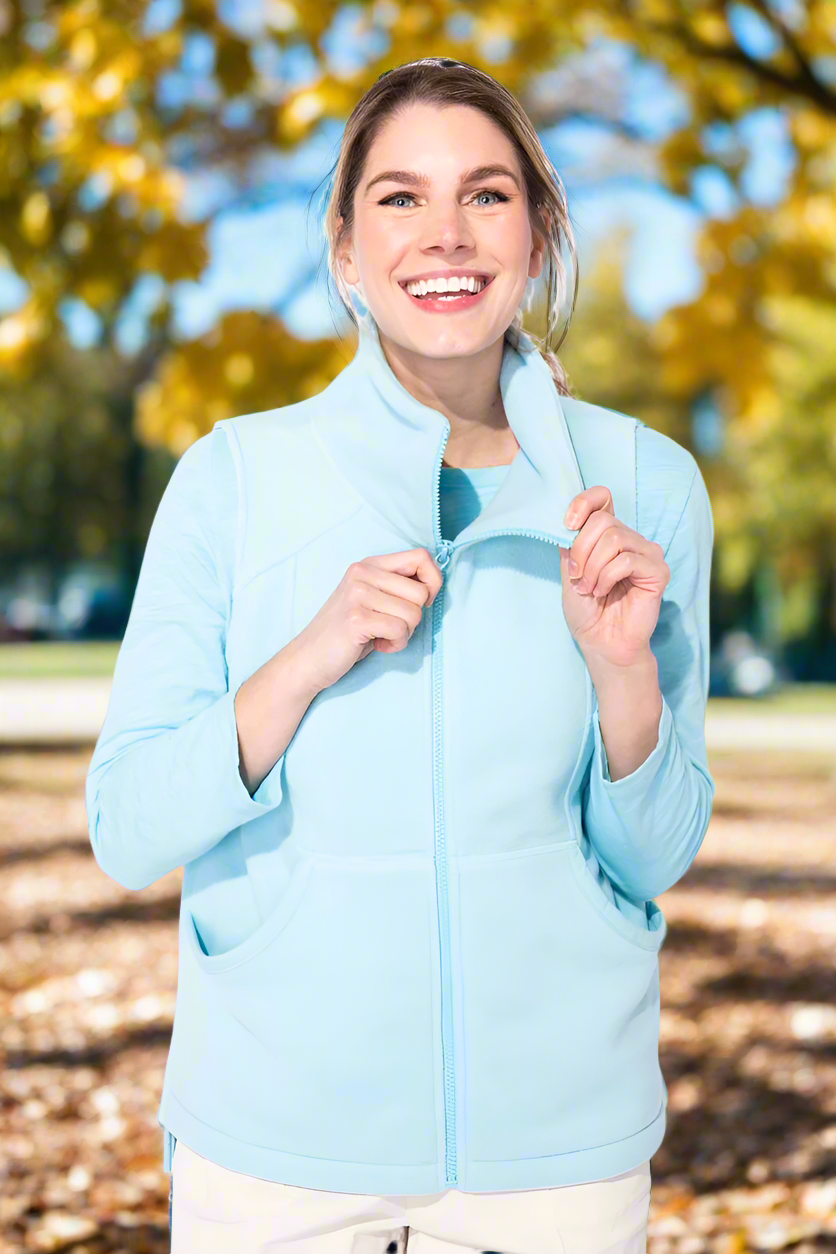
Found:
[85,56,715,1254]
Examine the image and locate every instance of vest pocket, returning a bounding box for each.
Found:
[565,841,667,953]
[187,856,313,974]
[174,858,439,1168]
[457,842,666,1163]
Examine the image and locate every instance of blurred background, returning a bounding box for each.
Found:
[1,1,835,1251]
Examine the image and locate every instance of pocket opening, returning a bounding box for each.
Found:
[187,857,313,974]
[566,842,666,953]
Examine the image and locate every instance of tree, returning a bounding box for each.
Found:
[1,0,834,645]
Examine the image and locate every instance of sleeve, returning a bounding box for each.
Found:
[582,432,716,903]
[84,424,286,892]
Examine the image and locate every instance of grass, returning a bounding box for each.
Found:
[1,641,835,714]
[707,685,836,714]
[0,640,121,677]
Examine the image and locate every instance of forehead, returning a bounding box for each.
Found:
[366,102,519,175]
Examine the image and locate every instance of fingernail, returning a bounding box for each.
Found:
[568,558,579,574]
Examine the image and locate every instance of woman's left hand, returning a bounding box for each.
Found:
[558,485,670,668]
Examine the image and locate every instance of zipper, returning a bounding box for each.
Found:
[430,434,575,1186]
[430,428,457,1184]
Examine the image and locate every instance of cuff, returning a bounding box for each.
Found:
[592,691,673,789]
[220,687,286,816]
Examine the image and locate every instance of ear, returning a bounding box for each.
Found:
[528,206,551,281]
[335,214,359,286]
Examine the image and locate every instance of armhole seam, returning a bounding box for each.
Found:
[216,422,247,607]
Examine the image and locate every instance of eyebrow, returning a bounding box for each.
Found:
[364,164,522,194]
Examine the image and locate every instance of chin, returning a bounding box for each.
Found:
[390,323,501,359]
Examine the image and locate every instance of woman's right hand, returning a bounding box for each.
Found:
[292,548,444,695]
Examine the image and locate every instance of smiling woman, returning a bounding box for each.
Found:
[164,57,664,1253]
[326,86,578,433]
[86,52,714,1254]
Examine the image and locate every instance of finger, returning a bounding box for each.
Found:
[564,485,614,530]
[357,565,435,610]
[585,550,664,598]
[361,586,425,635]
[363,610,415,653]
[365,608,419,650]
[362,550,442,606]
[565,520,653,586]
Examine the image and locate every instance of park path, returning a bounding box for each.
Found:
[2,675,836,751]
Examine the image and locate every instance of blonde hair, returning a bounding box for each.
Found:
[318,56,579,397]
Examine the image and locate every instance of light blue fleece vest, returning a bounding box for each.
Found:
[85,305,715,1194]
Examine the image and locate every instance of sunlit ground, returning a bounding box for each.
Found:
[1,743,835,1252]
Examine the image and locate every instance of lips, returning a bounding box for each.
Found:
[399,276,495,304]
[398,275,494,294]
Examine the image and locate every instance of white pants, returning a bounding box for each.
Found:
[169,1139,651,1254]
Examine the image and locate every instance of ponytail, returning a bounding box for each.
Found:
[505,309,575,398]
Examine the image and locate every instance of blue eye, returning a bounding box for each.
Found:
[380,193,417,207]
[379,188,511,208]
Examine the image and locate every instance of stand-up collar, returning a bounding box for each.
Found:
[312,301,585,556]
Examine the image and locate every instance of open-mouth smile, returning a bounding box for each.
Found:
[399,275,495,311]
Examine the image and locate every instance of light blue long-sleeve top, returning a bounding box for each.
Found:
[86,425,714,906]
[84,309,715,1193]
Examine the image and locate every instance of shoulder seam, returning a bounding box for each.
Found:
[661,466,699,563]
[633,414,639,537]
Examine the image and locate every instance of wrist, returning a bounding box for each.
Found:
[272,638,324,704]
[583,645,657,684]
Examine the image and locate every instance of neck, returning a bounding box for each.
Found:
[376,326,518,467]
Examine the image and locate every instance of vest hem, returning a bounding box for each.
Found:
[459,1100,666,1191]
[158,1090,666,1195]
[158,1090,446,1193]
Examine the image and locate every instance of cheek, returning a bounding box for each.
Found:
[506,226,536,271]
[481,216,532,274]
[355,218,407,278]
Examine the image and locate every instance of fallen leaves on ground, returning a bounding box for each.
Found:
[1,746,835,1252]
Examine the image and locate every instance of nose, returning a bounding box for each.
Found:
[417,198,476,255]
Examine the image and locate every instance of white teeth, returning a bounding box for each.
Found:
[405,276,487,298]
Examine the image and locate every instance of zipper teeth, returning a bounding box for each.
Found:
[431,424,457,1186]
[433,432,446,549]
[433,590,456,1185]
[431,476,572,1185]
[455,527,571,551]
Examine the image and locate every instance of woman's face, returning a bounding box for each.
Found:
[339,102,546,362]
